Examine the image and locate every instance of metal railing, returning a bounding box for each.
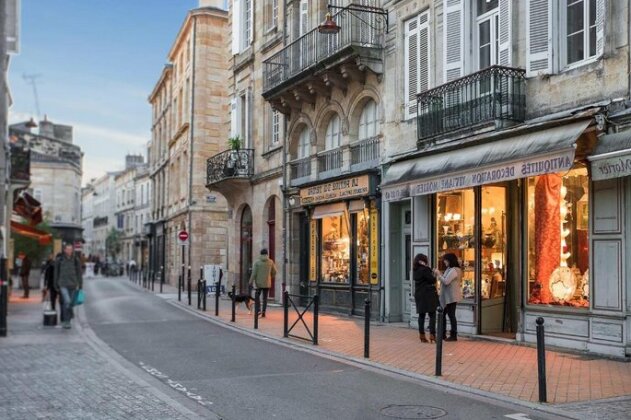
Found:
[289,157,312,181]
[350,136,379,167]
[318,148,343,174]
[417,66,526,142]
[206,148,254,186]
[263,7,385,94]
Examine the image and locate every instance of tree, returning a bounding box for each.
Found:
[12,221,55,266]
[105,228,122,262]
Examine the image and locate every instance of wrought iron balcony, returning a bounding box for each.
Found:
[262,7,385,98]
[417,66,526,143]
[350,136,379,170]
[10,144,30,183]
[206,149,254,187]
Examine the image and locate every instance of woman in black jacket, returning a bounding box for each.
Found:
[43,254,58,311]
[413,253,439,343]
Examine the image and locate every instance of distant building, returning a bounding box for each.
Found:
[91,172,119,260]
[114,154,147,265]
[81,183,95,256]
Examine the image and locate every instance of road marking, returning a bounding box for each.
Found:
[139,361,213,407]
[505,414,533,420]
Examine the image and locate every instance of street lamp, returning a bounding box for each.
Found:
[318,3,389,35]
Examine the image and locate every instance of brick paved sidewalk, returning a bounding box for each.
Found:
[162,286,631,407]
[0,288,202,420]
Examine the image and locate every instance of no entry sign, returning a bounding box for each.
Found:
[178,230,189,245]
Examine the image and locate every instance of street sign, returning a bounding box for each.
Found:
[178,230,189,246]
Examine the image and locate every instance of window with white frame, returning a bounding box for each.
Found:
[325,115,341,150]
[232,0,253,54]
[404,11,430,120]
[299,0,309,36]
[358,100,378,140]
[565,0,598,66]
[271,107,281,147]
[476,0,499,70]
[265,0,279,30]
[298,128,310,159]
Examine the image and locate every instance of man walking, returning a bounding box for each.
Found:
[54,244,83,329]
[19,253,31,298]
[249,248,276,318]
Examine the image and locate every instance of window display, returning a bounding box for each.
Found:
[527,168,590,308]
[356,210,370,285]
[321,215,350,283]
[481,186,506,301]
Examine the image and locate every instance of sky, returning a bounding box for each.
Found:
[8,0,198,184]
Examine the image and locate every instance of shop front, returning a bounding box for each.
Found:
[380,119,630,356]
[299,174,380,316]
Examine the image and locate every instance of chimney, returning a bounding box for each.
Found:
[198,0,225,9]
[38,116,54,138]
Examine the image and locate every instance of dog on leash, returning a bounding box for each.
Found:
[227,291,254,314]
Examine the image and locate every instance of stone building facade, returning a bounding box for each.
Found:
[91,172,119,260]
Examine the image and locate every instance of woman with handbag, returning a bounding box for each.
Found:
[434,253,463,341]
[413,254,439,343]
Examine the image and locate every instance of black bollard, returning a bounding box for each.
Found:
[435,306,444,376]
[231,284,236,322]
[214,281,219,316]
[254,292,260,330]
[0,257,8,337]
[178,274,182,301]
[313,295,319,345]
[159,266,164,294]
[151,271,155,291]
[536,317,547,403]
[202,280,207,312]
[283,291,289,338]
[197,278,202,309]
[187,266,192,306]
[364,299,371,358]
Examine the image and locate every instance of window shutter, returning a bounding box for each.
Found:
[419,12,430,94]
[248,0,254,45]
[498,0,512,66]
[232,0,241,54]
[443,0,464,82]
[404,17,419,120]
[526,0,552,77]
[595,0,605,58]
[230,98,238,137]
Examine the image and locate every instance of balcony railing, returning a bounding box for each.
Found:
[263,7,385,95]
[350,136,379,169]
[206,149,254,186]
[290,157,312,181]
[10,145,30,182]
[417,66,526,142]
[318,148,343,174]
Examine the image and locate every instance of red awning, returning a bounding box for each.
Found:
[13,192,43,225]
[10,221,52,245]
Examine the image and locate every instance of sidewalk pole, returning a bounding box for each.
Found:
[364,299,371,358]
[283,291,289,338]
[187,266,192,306]
[159,266,164,294]
[214,281,219,316]
[202,279,207,312]
[435,306,444,376]
[254,291,259,330]
[231,284,236,322]
[0,257,8,337]
[536,317,547,403]
[151,270,155,291]
[178,273,182,301]
[197,278,202,309]
[313,294,319,345]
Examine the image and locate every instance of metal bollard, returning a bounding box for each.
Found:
[187,266,192,306]
[313,295,319,345]
[435,306,444,376]
[0,257,8,337]
[151,271,155,291]
[536,317,547,403]
[230,284,236,322]
[159,266,164,294]
[283,291,289,338]
[214,281,219,316]
[254,292,260,330]
[202,280,207,312]
[364,299,371,358]
[197,278,202,309]
[178,274,182,302]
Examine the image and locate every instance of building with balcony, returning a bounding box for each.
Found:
[379,0,631,357]
[114,156,146,266]
[149,1,230,286]
[91,172,119,260]
[258,0,386,314]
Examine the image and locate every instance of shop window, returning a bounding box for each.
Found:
[527,168,590,308]
[321,214,350,283]
[356,210,370,285]
[481,186,507,301]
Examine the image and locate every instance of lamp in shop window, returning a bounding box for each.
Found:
[444,194,461,221]
[549,184,577,302]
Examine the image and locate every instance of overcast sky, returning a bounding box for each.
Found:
[8,0,197,184]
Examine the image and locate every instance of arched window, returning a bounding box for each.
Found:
[358,100,378,140]
[325,114,341,150]
[298,127,310,158]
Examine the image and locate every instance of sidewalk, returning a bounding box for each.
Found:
[142,281,631,414]
[0,286,203,420]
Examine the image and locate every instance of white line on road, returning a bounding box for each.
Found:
[505,414,533,420]
[139,361,214,407]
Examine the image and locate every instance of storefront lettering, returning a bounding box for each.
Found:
[470,166,514,184]
[301,175,371,205]
[520,155,572,176]
[595,157,631,178]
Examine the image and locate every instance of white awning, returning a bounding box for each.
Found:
[382,121,590,200]
[312,202,347,219]
[588,130,631,181]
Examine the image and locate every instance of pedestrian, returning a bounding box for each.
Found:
[248,248,276,318]
[433,253,463,341]
[54,244,83,329]
[19,253,32,298]
[413,253,439,343]
[43,253,58,311]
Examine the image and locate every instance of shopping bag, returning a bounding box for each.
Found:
[73,289,85,306]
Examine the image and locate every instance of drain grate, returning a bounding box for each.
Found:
[380,405,447,419]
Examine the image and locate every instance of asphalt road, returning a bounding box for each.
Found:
[83,277,567,420]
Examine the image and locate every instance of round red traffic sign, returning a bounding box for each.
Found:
[178,231,189,242]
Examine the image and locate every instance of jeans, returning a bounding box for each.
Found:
[418,311,437,335]
[48,288,58,311]
[442,302,458,337]
[60,287,76,323]
[255,288,269,314]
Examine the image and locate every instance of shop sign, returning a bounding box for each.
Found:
[382,185,409,202]
[309,220,317,282]
[591,153,631,181]
[300,175,371,205]
[369,207,379,285]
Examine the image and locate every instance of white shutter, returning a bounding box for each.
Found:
[419,12,430,93]
[300,0,309,36]
[248,0,254,45]
[443,0,464,82]
[595,0,605,58]
[230,98,238,137]
[526,0,552,76]
[232,0,241,54]
[498,0,512,66]
[404,17,419,120]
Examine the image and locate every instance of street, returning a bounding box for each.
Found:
[83,277,563,420]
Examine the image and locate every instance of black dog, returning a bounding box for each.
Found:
[228,291,254,313]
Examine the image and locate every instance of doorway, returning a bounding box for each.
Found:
[267,199,276,298]
[388,201,411,322]
[240,206,253,293]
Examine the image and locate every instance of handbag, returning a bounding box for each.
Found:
[74,289,85,306]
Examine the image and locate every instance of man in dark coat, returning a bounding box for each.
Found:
[19,254,32,298]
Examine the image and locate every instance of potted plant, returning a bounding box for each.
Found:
[224,136,242,177]
[227,135,242,150]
